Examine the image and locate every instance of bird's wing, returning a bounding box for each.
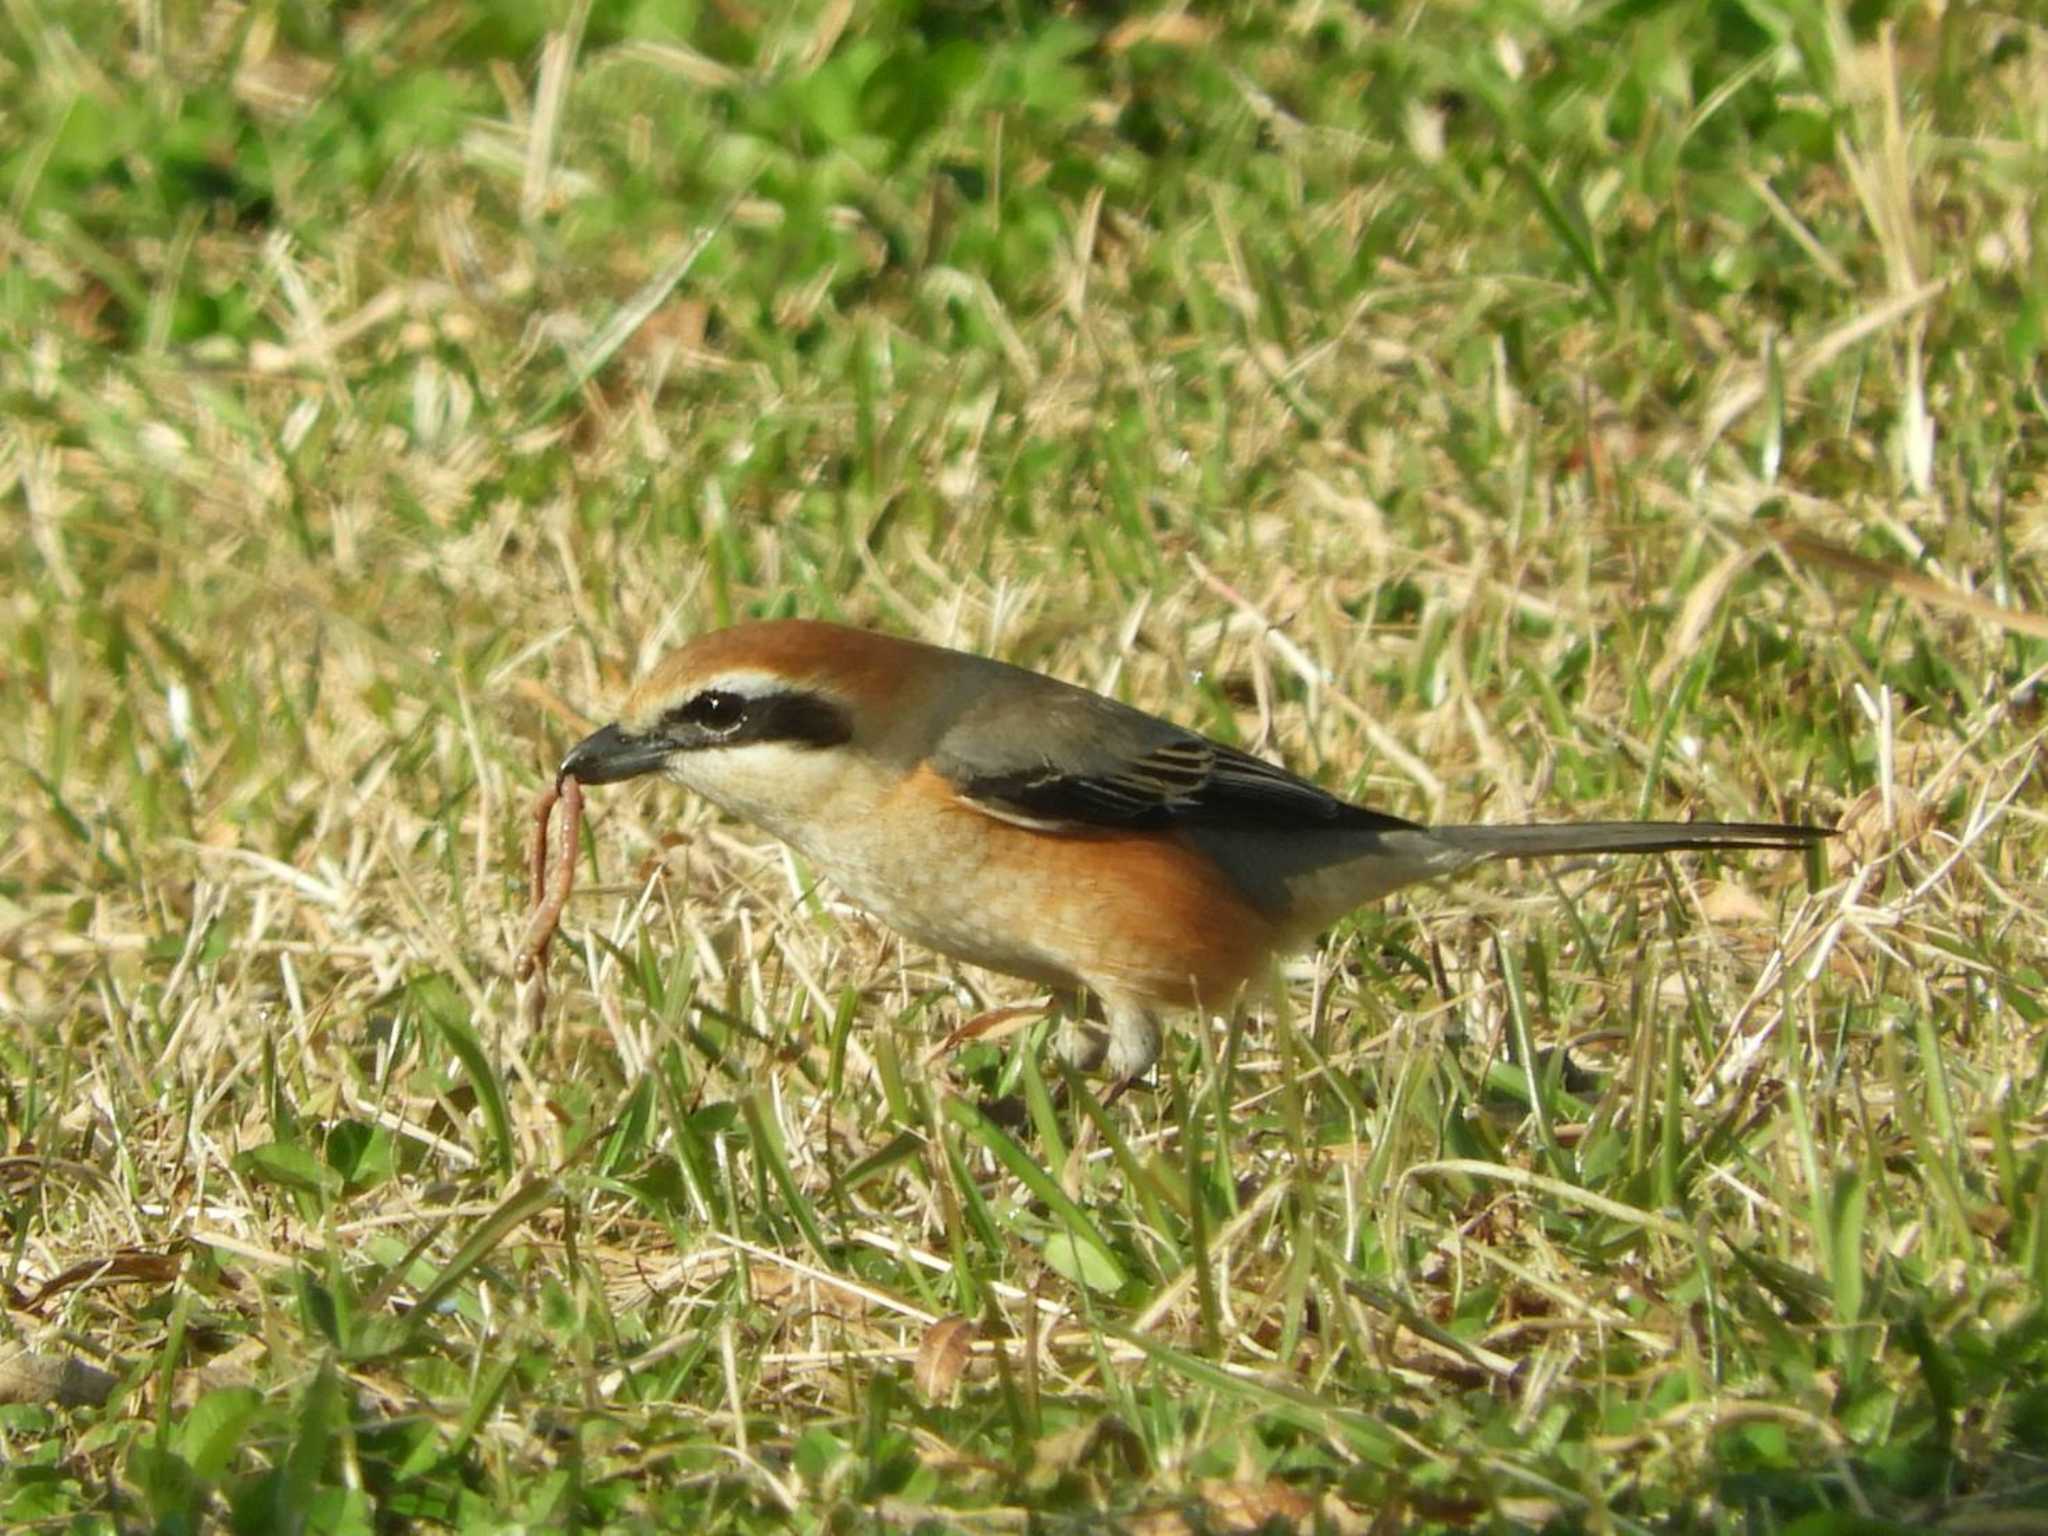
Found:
[931,678,1417,834]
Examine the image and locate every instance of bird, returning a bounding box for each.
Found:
[558,619,1829,1082]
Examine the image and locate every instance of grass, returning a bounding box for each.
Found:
[3,0,2046,1530]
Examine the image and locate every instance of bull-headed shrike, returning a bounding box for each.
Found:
[558,620,1827,1080]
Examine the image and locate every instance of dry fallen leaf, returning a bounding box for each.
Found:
[929,1003,1055,1065]
[1131,1481,1365,1536]
[1104,14,1218,51]
[1199,1479,1318,1531]
[913,1315,978,1404]
[1832,782,1933,872]
[25,1247,183,1312]
[1698,880,1771,926]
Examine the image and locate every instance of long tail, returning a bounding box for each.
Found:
[1428,820,1831,861]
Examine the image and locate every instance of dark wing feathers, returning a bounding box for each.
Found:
[935,681,1417,834]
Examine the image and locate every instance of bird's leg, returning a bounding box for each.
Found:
[1052,993,1109,1073]
[1051,995,1161,1095]
[1102,1002,1162,1085]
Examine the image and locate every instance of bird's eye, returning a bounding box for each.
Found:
[678,690,746,733]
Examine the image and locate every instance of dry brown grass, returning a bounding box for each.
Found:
[3,1,2045,1528]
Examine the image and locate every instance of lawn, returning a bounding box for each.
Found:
[3,1,2045,1530]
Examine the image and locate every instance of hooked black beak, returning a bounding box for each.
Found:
[558,722,677,785]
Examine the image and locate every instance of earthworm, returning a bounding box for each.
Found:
[515,772,583,1025]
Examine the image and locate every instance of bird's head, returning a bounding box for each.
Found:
[557,620,925,839]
